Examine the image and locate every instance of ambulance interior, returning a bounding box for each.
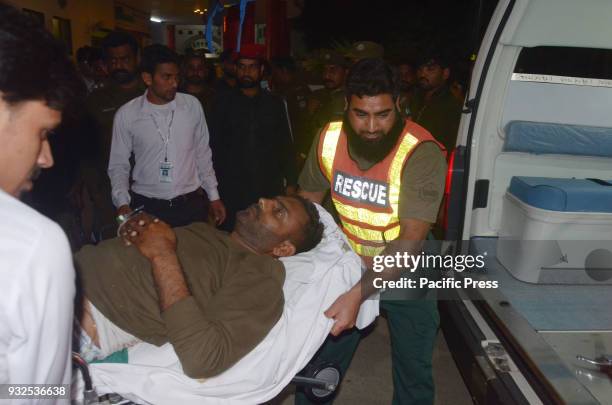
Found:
[442,1,612,402]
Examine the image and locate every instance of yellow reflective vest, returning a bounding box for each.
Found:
[317,120,444,257]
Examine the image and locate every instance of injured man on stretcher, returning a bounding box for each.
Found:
[74,195,325,379]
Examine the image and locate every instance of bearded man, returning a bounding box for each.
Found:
[180,51,216,116]
[208,44,297,231]
[297,58,447,405]
[81,31,146,239]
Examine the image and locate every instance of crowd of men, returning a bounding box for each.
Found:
[1,2,467,403]
[31,32,463,250]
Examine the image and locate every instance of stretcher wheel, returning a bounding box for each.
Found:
[303,363,341,403]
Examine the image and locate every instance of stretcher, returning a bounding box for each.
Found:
[71,204,379,404]
[74,352,342,404]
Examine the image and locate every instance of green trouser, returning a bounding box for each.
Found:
[295,299,439,405]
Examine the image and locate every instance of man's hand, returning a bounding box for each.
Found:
[209,199,226,226]
[120,212,190,311]
[324,287,362,336]
[117,204,132,217]
[120,212,176,261]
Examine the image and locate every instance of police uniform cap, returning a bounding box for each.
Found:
[349,41,384,60]
[321,50,349,68]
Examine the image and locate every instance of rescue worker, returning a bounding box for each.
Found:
[298,58,447,405]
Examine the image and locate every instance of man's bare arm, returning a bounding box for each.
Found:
[150,254,191,311]
[120,213,191,311]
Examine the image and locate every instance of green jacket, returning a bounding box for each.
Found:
[85,81,146,169]
[75,222,285,379]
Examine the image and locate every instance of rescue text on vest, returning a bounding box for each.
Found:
[333,170,390,208]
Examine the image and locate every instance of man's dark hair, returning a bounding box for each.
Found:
[345,58,401,101]
[140,44,179,75]
[392,57,416,69]
[76,46,104,65]
[101,30,138,57]
[182,52,204,65]
[290,195,324,254]
[417,49,452,69]
[76,46,93,64]
[0,3,84,110]
[89,47,104,64]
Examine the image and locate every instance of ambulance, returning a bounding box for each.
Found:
[441,0,612,403]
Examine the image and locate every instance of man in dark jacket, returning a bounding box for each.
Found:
[409,51,462,153]
[209,44,298,230]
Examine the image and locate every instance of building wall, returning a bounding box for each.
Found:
[175,24,205,54]
[6,0,115,56]
[150,22,167,45]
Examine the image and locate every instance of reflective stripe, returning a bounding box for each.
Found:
[333,202,394,226]
[330,132,419,225]
[320,124,422,257]
[349,240,385,257]
[388,133,419,209]
[343,221,401,243]
[320,122,343,180]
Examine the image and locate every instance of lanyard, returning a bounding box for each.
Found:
[150,110,175,162]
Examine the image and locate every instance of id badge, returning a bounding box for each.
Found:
[159,161,173,183]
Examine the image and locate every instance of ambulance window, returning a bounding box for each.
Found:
[514,46,612,80]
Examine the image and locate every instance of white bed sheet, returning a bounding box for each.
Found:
[81,205,379,404]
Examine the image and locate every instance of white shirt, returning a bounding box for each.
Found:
[108,91,220,208]
[0,189,75,401]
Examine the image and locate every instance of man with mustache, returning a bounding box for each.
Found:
[298,58,447,405]
[180,51,216,116]
[81,31,145,240]
[108,44,226,228]
[409,51,462,154]
[212,48,238,100]
[309,51,349,133]
[75,195,323,378]
[0,3,84,391]
[395,57,418,115]
[208,44,297,231]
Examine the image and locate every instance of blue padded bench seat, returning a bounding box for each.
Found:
[508,176,612,213]
[504,121,612,157]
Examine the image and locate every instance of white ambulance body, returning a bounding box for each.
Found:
[442,0,612,403]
